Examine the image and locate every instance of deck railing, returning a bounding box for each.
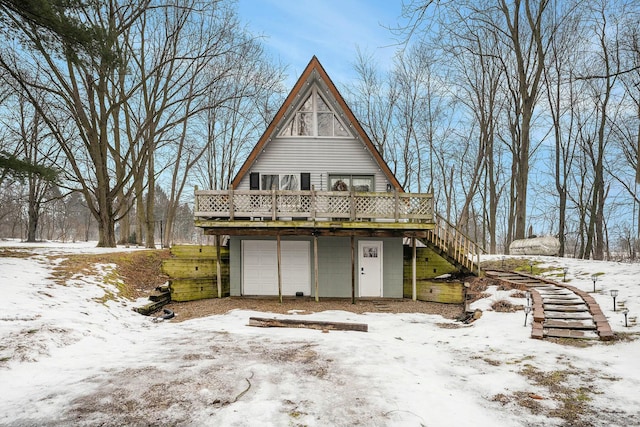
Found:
[194,188,434,223]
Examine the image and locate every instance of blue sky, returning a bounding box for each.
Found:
[236,0,405,87]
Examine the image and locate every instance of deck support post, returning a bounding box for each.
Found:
[277,233,282,303]
[351,234,355,304]
[412,235,417,301]
[216,234,222,298]
[314,233,319,302]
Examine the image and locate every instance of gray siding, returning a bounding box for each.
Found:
[229,236,241,296]
[236,137,390,192]
[317,237,352,297]
[381,238,403,298]
[230,235,403,298]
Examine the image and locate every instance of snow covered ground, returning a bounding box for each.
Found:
[1,240,639,426]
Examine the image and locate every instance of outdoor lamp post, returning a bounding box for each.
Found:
[523,305,532,326]
[525,290,532,306]
[610,289,619,311]
[563,266,569,282]
[591,274,598,292]
[622,308,629,327]
[529,260,534,274]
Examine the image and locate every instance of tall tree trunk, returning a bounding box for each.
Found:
[145,153,155,248]
[26,181,39,242]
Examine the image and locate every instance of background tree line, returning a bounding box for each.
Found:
[0,0,638,261]
[347,0,640,260]
[0,0,286,247]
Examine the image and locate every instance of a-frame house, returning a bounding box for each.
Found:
[194,56,480,300]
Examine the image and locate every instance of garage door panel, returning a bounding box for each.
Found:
[281,241,310,295]
[242,240,310,296]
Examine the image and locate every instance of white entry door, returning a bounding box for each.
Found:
[242,240,310,296]
[358,240,383,297]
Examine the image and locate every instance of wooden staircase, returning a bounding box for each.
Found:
[422,213,482,275]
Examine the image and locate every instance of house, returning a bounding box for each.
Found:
[194,56,480,301]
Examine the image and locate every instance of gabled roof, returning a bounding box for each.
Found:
[231,56,403,191]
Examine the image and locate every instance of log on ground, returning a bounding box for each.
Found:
[248,317,368,332]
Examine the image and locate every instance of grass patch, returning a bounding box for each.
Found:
[507,355,535,365]
[480,258,556,276]
[0,249,36,258]
[49,250,170,302]
[604,331,640,344]
[516,365,596,426]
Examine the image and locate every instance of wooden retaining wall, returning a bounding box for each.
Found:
[162,245,230,302]
[402,246,464,304]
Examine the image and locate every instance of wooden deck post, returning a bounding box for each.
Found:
[194,185,199,212]
[277,233,282,303]
[216,235,222,298]
[349,187,355,220]
[394,189,399,222]
[272,187,277,220]
[351,235,355,304]
[311,185,316,220]
[229,185,234,220]
[314,233,319,302]
[412,235,417,301]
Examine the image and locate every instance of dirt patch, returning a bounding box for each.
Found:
[491,299,522,313]
[38,249,464,321]
[164,297,465,322]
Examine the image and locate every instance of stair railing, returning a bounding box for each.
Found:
[424,213,483,275]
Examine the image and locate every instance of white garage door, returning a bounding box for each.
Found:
[242,240,310,296]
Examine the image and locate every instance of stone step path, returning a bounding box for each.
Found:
[484,271,613,341]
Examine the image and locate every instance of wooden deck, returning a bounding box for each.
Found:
[193,188,482,275]
[194,188,435,234]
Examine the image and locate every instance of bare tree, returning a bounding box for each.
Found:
[0,1,151,247]
[347,49,399,180]
[542,5,584,257]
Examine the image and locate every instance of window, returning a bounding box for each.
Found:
[261,174,279,190]
[260,174,300,191]
[363,246,378,258]
[279,88,350,137]
[329,175,374,192]
[280,174,299,191]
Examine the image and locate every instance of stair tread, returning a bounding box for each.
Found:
[543,319,596,329]
[542,299,584,305]
[544,304,589,312]
[544,328,599,339]
[544,312,593,320]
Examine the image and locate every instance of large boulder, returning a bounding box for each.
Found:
[509,236,560,256]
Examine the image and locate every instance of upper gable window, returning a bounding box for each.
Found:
[279,88,350,137]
